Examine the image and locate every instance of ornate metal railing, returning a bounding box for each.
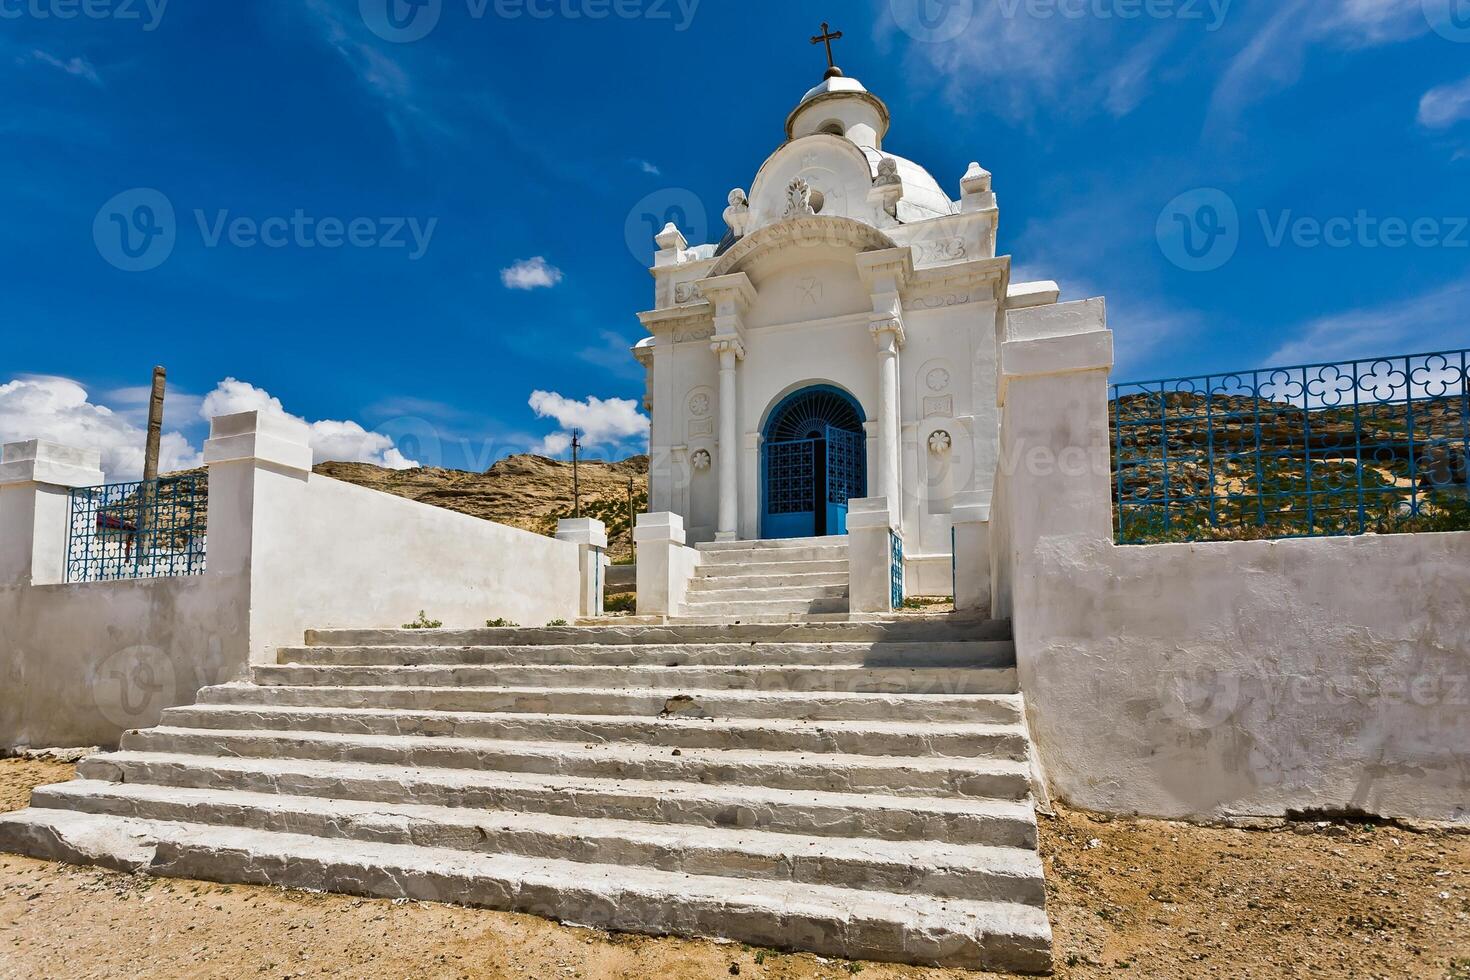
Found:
[66,474,208,582]
[890,530,905,609]
[1111,349,1470,544]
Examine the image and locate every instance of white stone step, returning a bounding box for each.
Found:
[250,663,1016,695]
[118,729,1035,800]
[159,704,1030,759]
[682,584,850,603]
[697,535,849,552]
[687,571,850,591]
[30,780,1046,906]
[199,683,1025,723]
[277,640,1014,669]
[679,597,851,617]
[0,809,1051,972]
[695,559,848,579]
[697,546,850,566]
[74,752,1039,847]
[305,619,1009,648]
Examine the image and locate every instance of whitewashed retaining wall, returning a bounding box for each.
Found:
[988,299,1470,823]
[0,414,581,750]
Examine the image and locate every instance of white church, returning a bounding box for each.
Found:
[632,50,1049,594]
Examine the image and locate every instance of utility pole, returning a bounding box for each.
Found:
[139,365,166,562]
[627,475,635,558]
[571,430,582,519]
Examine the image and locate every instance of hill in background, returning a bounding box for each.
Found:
[314,454,649,562]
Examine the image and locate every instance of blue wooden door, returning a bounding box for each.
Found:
[763,437,819,539]
[824,426,865,535]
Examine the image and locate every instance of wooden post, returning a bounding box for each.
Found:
[627,475,635,559]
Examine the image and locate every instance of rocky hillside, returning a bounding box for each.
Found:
[314,454,649,562]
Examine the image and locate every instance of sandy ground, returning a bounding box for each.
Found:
[1,758,1466,979]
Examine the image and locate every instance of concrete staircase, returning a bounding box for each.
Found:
[685,535,851,619]
[0,616,1053,973]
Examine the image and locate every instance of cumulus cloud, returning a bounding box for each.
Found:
[528,390,648,457]
[500,257,564,290]
[1419,76,1470,130]
[0,376,200,481]
[200,378,418,469]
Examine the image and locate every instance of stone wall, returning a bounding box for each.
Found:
[0,413,582,750]
[990,299,1470,823]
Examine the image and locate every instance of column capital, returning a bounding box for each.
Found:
[698,272,757,314]
[711,334,746,361]
[870,315,906,351]
[855,247,915,294]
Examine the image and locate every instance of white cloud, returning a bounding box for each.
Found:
[500,256,564,291]
[1268,278,1470,366]
[1209,0,1426,130]
[1419,76,1470,130]
[28,50,101,85]
[528,390,648,456]
[200,378,418,469]
[633,158,662,176]
[0,376,200,481]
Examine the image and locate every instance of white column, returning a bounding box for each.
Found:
[0,441,104,587]
[872,319,904,523]
[556,517,608,619]
[712,338,744,541]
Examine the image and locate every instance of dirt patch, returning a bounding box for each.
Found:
[1,759,1466,978]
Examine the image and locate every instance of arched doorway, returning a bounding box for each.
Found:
[761,385,867,539]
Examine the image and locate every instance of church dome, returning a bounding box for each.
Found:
[859,148,955,220]
[785,72,891,149]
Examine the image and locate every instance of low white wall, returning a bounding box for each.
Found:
[1018,531,1470,823]
[0,413,583,748]
[0,574,249,749]
[247,471,579,659]
[992,299,1470,824]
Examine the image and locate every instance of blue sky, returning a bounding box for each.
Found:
[2,0,1468,478]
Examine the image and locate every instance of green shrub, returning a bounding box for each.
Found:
[484,617,519,628]
[403,611,442,630]
[547,619,570,627]
[604,592,637,614]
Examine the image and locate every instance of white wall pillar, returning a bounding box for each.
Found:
[0,441,104,587]
[700,273,754,542]
[872,322,904,524]
[634,512,702,617]
[713,341,742,540]
[952,490,992,618]
[846,496,897,614]
[556,517,608,619]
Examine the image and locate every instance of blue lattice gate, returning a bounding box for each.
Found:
[762,426,867,539]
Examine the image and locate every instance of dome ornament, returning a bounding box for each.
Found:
[810,21,845,80]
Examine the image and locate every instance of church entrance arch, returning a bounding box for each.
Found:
[760,385,867,539]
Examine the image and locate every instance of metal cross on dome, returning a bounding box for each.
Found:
[810,22,844,79]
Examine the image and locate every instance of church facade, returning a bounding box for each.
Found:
[634,65,1050,593]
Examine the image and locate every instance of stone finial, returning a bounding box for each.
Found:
[961,162,996,213]
[654,222,688,253]
[875,157,901,187]
[723,188,750,237]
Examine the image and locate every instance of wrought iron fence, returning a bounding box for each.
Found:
[66,474,208,582]
[1111,349,1470,544]
[890,530,905,610]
